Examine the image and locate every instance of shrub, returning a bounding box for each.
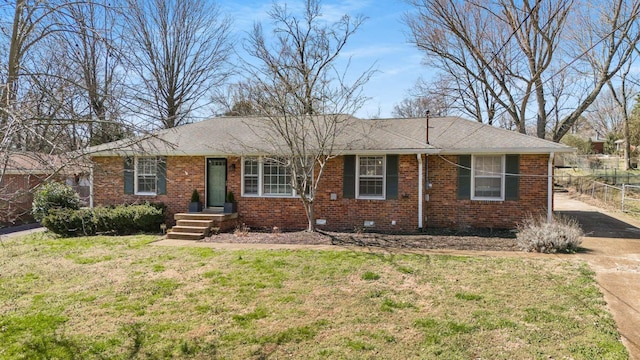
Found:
[32,182,80,222]
[190,189,200,203]
[41,208,96,237]
[516,215,583,253]
[41,203,164,237]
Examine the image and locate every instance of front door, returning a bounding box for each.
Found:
[207,158,227,207]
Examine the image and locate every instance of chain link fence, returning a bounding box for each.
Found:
[555,175,640,215]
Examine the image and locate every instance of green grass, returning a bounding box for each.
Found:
[0,232,628,359]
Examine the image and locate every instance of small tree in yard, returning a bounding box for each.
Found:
[242,0,374,232]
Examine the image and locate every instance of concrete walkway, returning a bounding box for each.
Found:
[555,192,640,360]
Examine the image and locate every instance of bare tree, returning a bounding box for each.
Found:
[123,0,233,129]
[585,90,626,136]
[54,1,130,146]
[606,59,637,169]
[0,0,77,148]
[405,0,640,140]
[243,0,374,232]
[212,82,262,117]
[392,97,432,118]
[553,0,640,141]
[392,77,450,118]
[406,0,571,135]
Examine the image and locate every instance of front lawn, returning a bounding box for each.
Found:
[0,233,627,359]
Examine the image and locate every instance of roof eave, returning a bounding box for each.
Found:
[439,147,575,155]
[90,148,443,157]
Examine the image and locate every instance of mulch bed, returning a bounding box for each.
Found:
[201,228,520,252]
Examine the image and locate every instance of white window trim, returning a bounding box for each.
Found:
[134,156,158,196]
[241,156,303,198]
[471,154,505,201]
[356,155,386,200]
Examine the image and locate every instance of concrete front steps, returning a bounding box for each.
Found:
[167,212,238,240]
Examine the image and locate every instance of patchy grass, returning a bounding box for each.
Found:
[0,232,628,359]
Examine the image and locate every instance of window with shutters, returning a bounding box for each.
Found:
[357,155,385,199]
[471,155,505,200]
[135,157,158,195]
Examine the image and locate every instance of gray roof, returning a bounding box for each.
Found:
[88,115,573,156]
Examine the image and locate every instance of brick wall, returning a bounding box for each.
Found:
[238,155,420,232]
[425,154,549,229]
[0,174,46,225]
[93,156,206,226]
[92,153,550,232]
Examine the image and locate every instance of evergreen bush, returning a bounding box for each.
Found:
[41,203,164,237]
[32,182,81,222]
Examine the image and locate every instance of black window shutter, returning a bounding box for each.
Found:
[386,155,399,199]
[124,157,134,194]
[157,157,167,195]
[505,154,519,201]
[343,155,356,199]
[457,155,471,200]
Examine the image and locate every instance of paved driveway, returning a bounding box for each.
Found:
[555,192,640,360]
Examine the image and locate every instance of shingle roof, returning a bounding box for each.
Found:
[88,115,572,156]
[2,152,88,175]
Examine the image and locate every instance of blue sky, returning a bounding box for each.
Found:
[218,0,428,118]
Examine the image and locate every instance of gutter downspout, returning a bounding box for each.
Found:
[89,163,94,208]
[547,152,554,224]
[417,154,423,229]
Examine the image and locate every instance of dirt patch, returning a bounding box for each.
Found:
[202,229,519,252]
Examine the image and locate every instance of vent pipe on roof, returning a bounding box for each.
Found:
[425,110,430,145]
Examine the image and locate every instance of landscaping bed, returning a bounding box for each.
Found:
[203,228,519,251]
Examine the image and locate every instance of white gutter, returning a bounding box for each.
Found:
[548,152,554,223]
[439,148,574,155]
[89,163,94,208]
[417,154,423,229]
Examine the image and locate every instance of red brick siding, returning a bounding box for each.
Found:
[0,174,47,225]
[425,154,549,229]
[92,153,550,231]
[236,155,420,232]
[93,156,206,226]
[312,155,419,232]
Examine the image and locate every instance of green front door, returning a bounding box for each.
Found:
[207,158,227,207]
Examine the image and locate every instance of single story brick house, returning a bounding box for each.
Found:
[87,116,572,232]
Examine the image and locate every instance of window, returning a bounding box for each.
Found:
[357,156,385,198]
[263,158,292,195]
[243,158,259,195]
[242,156,306,197]
[136,157,158,194]
[472,155,504,200]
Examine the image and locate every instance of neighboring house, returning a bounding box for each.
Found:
[87,116,572,232]
[592,136,605,154]
[614,139,637,154]
[0,152,89,226]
